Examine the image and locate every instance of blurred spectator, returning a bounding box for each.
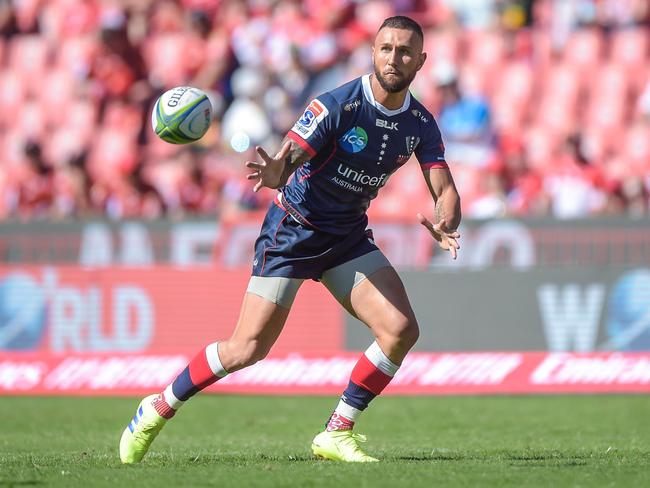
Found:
[541,134,607,219]
[0,0,647,221]
[434,62,495,168]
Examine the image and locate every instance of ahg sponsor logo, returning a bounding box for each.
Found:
[343,99,361,111]
[411,109,428,123]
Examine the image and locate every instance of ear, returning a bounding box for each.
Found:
[416,52,427,72]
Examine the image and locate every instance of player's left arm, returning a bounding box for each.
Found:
[418,167,461,259]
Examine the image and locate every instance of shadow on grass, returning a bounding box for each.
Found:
[0,481,45,487]
[394,450,594,466]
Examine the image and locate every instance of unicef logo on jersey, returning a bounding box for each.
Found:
[339,126,368,153]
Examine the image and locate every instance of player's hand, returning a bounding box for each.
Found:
[245,141,292,192]
[417,213,460,260]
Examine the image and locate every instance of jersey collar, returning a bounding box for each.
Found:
[362,74,411,117]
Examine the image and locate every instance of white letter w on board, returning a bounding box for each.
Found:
[537,284,606,352]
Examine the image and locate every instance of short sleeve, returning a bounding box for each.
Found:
[287,95,338,157]
[414,119,448,170]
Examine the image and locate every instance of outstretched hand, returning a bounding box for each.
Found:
[245,141,292,192]
[417,213,461,260]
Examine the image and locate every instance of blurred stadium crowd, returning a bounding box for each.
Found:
[0,0,648,221]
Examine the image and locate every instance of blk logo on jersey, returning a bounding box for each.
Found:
[339,126,368,153]
[376,119,398,130]
[292,99,329,140]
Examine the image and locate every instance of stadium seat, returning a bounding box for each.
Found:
[0,70,26,128]
[102,101,143,137]
[459,62,491,97]
[64,99,98,144]
[142,33,197,87]
[584,94,626,131]
[17,100,46,140]
[535,93,577,134]
[563,28,604,72]
[466,30,506,69]
[43,127,90,166]
[423,29,459,64]
[55,36,100,74]
[87,128,139,179]
[0,129,30,167]
[623,124,650,171]
[39,69,77,127]
[540,62,581,105]
[492,61,534,107]
[610,28,648,71]
[580,126,622,163]
[589,62,628,100]
[491,94,527,132]
[7,35,50,96]
[524,126,560,170]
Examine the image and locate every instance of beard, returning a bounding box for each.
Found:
[373,65,416,93]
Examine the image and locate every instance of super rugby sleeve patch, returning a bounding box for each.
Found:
[291,99,329,140]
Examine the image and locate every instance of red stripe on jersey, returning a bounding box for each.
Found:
[188,348,218,390]
[287,130,317,157]
[350,354,393,395]
[421,161,449,170]
[299,141,337,183]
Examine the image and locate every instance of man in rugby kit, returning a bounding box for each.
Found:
[120,15,461,464]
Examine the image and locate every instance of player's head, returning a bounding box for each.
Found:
[372,16,426,93]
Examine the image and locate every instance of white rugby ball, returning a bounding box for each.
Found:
[151,86,212,144]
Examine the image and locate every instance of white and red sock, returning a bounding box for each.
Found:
[153,342,227,418]
[326,341,400,431]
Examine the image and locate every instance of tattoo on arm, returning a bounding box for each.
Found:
[279,138,312,186]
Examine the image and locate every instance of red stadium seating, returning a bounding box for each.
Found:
[424,29,459,64]
[610,28,648,70]
[7,35,50,96]
[563,28,604,72]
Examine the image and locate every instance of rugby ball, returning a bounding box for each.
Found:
[151,86,212,144]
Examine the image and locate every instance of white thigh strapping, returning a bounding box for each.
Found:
[246,275,304,309]
[320,250,391,303]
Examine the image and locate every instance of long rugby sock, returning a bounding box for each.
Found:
[153,342,228,418]
[326,341,399,431]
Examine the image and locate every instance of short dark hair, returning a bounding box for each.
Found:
[378,16,424,42]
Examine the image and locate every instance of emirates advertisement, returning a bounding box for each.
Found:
[1,265,650,395]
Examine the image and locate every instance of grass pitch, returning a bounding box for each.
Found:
[1,395,648,487]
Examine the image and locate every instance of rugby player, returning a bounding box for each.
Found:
[120,15,461,463]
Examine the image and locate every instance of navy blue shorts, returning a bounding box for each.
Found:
[251,198,379,280]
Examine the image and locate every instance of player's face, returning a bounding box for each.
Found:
[372,27,426,93]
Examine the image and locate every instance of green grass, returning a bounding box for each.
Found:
[0,395,649,487]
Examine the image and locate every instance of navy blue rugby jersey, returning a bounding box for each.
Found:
[282,74,447,235]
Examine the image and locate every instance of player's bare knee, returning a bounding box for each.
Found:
[221,340,270,371]
[400,320,420,349]
[376,315,419,354]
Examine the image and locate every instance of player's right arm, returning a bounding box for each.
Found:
[246,96,338,192]
[245,139,313,192]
